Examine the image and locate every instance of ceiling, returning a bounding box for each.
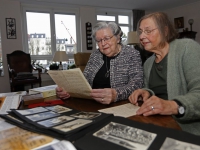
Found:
[14,0,200,11]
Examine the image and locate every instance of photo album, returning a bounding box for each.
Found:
[1,104,200,150]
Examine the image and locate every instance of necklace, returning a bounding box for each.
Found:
[105,56,110,78]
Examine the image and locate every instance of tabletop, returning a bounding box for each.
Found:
[43,96,181,130]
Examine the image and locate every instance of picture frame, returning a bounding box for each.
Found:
[6,18,17,39]
[174,17,184,29]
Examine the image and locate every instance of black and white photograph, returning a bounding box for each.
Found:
[37,116,74,127]
[93,122,156,150]
[160,137,200,150]
[46,105,72,113]
[16,107,48,115]
[6,18,17,39]
[53,119,92,133]
[26,111,59,121]
[70,111,101,119]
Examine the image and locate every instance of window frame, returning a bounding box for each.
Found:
[96,9,132,42]
[21,4,80,61]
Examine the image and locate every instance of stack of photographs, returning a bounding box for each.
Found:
[0,105,114,141]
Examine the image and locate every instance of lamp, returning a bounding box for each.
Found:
[188,19,194,31]
[127,31,139,45]
[52,51,68,70]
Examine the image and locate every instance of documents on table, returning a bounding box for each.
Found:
[0,91,26,114]
[29,85,57,98]
[98,103,140,118]
[48,68,92,99]
[0,95,21,114]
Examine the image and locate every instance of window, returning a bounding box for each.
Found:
[22,6,78,69]
[96,11,131,45]
[0,29,3,76]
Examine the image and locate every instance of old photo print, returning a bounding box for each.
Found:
[93,122,157,150]
[160,137,200,150]
[16,107,48,115]
[26,111,59,121]
[46,105,72,113]
[53,119,92,133]
[70,111,101,119]
[37,116,74,127]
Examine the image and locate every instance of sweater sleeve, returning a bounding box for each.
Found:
[115,48,144,101]
[169,39,200,123]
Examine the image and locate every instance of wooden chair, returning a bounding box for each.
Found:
[74,52,91,72]
[7,50,42,92]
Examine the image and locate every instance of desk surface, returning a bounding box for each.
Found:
[43,96,181,131]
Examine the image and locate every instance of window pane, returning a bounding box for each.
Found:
[120,26,129,44]
[55,14,77,54]
[32,59,75,71]
[26,12,52,55]
[97,15,115,21]
[118,15,129,24]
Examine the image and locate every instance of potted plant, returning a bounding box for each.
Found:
[49,63,59,70]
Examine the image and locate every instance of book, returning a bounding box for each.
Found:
[1,105,113,141]
[2,105,200,150]
[47,68,92,99]
[0,116,56,150]
[28,99,65,108]
[29,85,57,98]
[22,93,44,105]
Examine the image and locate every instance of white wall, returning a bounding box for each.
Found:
[0,0,23,92]
[80,7,96,53]
[164,1,200,43]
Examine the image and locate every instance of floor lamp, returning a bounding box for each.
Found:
[127,31,139,45]
[52,51,68,70]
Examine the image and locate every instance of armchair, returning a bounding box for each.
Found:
[74,52,91,72]
[7,50,42,92]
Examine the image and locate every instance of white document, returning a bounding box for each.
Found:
[0,91,26,97]
[47,68,92,99]
[0,95,20,114]
[0,120,16,132]
[34,140,77,150]
[98,103,140,118]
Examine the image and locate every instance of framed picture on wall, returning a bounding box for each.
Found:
[174,17,184,29]
[6,18,17,39]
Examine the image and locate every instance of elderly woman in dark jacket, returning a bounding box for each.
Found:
[57,22,143,104]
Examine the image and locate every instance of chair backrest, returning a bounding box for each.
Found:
[7,50,32,75]
[74,52,91,72]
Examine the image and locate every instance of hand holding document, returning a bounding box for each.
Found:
[48,68,92,99]
[98,103,140,118]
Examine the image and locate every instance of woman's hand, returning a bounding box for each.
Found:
[128,89,151,106]
[135,96,178,116]
[90,88,117,104]
[56,87,70,100]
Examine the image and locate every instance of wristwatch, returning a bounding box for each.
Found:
[174,100,185,117]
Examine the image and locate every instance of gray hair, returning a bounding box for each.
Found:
[92,22,123,44]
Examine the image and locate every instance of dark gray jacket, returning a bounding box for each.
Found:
[84,45,144,101]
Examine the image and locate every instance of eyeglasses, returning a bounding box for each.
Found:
[96,35,114,44]
[138,28,157,35]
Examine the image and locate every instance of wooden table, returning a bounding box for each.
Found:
[44,96,181,130]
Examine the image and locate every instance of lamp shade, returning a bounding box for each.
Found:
[127,31,139,45]
[52,51,68,62]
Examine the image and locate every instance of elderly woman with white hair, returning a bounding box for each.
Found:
[56,22,143,104]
